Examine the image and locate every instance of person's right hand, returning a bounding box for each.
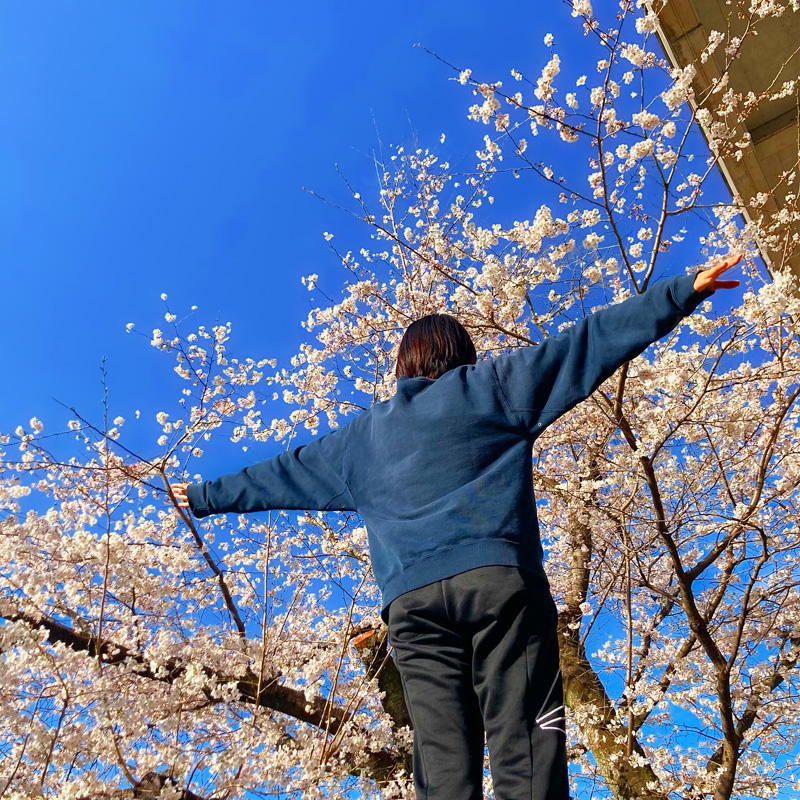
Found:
[693,254,742,292]
[170,482,190,509]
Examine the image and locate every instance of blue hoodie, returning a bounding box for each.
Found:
[187,274,712,622]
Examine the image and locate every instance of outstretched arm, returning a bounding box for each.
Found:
[492,256,741,435]
[171,426,355,518]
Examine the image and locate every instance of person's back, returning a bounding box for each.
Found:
[345,362,546,622]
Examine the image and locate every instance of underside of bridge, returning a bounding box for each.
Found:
[653,0,800,275]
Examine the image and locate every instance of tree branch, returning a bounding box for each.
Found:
[1,609,411,787]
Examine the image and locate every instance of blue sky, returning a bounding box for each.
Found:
[0,1,595,443]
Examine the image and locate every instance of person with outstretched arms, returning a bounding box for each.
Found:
[172,256,740,800]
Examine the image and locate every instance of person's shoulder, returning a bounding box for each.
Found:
[437,358,505,394]
[336,402,377,435]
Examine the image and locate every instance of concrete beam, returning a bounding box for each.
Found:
[651,0,800,276]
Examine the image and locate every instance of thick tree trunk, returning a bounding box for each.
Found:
[558,619,668,800]
[556,477,668,800]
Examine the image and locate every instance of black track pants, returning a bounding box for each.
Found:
[387,565,570,800]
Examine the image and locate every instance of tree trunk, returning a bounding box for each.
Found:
[559,618,668,800]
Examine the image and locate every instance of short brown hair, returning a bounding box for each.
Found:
[396,313,477,379]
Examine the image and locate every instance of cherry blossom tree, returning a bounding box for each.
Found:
[2,1,800,798]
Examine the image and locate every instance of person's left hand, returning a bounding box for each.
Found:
[693,254,742,292]
[170,482,190,509]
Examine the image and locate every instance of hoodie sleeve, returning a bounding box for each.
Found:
[491,274,713,435]
[185,425,355,518]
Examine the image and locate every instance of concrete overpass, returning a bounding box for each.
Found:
[652,0,800,274]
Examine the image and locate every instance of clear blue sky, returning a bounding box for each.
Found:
[0,1,594,447]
